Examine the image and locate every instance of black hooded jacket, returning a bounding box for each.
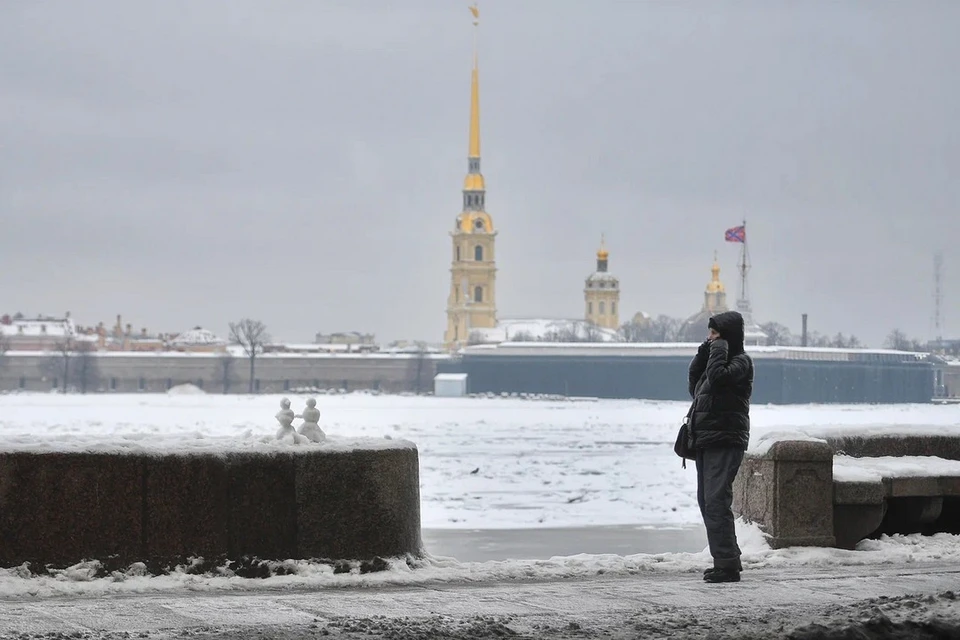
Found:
[687,310,754,450]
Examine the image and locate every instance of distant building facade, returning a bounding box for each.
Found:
[584,237,620,330]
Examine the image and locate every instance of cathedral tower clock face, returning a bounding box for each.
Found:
[474,218,485,231]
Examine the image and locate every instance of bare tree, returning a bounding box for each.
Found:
[229,319,270,393]
[509,330,536,342]
[214,353,238,394]
[41,339,74,394]
[885,329,917,351]
[72,342,102,394]
[40,339,99,393]
[802,331,832,348]
[467,331,487,346]
[760,322,792,346]
[0,333,9,373]
[581,321,603,342]
[542,326,580,342]
[408,341,430,394]
[618,321,646,343]
[646,315,684,343]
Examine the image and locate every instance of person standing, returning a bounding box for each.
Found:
[687,310,754,583]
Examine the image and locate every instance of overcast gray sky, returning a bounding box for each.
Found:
[1,1,957,347]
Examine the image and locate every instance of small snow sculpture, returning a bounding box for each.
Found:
[275,397,307,444]
[296,397,326,443]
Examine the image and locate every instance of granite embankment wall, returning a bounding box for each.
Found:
[0,444,422,570]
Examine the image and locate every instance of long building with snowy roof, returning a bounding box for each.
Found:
[438,342,935,404]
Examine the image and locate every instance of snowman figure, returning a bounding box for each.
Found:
[296,398,326,443]
[275,397,307,444]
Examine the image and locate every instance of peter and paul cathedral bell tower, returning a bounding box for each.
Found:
[445,4,497,349]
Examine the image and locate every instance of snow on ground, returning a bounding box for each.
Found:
[0,393,958,529]
[1,522,959,598]
[834,455,960,482]
[1,394,959,598]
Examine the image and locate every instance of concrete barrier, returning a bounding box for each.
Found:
[734,433,960,550]
[0,443,422,570]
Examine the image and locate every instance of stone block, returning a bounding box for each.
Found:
[296,447,422,560]
[226,453,298,560]
[889,476,941,498]
[834,480,885,505]
[143,454,229,566]
[733,457,775,528]
[938,476,960,497]
[733,440,835,548]
[0,452,142,569]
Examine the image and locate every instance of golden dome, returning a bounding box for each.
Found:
[457,212,493,233]
[706,256,725,294]
[597,234,609,261]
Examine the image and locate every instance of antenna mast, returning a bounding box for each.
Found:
[934,252,944,343]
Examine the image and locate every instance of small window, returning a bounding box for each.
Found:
[612,302,617,315]
[588,301,593,315]
[283,379,290,392]
[196,379,204,389]
[456,246,461,261]
[474,286,483,303]
[166,378,173,390]
[138,377,146,391]
[19,376,26,389]
[110,377,117,390]
[254,379,261,393]
[599,301,606,314]
[52,377,58,389]
[474,245,483,261]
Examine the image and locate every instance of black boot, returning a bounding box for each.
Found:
[703,568,740,583]
[703,560,742,577]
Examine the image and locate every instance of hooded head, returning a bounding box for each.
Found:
[708,311,745,355]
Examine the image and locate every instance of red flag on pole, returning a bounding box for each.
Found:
[725,225,746,243]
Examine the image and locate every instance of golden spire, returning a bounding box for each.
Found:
[597,234,609,261]
[468,4,481,159]
[461,3,485,195]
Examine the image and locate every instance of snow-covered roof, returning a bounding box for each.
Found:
[0,317,76,338]
[585,271,618,285]
[170,328,225,345]
[471,318,620,344]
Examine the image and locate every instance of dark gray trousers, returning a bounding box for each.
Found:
[695,447,744,570]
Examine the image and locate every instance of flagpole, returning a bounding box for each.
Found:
[737,219,752,323]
